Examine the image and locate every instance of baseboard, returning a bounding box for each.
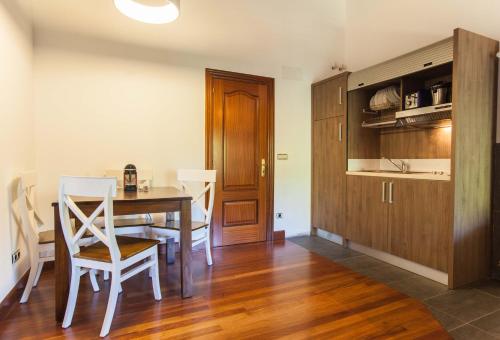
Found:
[0,269,30,321]
[273,230,285,241]
[316,229,448,286]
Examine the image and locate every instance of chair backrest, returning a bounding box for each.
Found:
[58,176,120,263]
[17,171,44,255]
[177,170,216,225]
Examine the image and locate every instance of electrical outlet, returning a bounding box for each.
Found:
[11,249,21,264]
[276,212,284,219]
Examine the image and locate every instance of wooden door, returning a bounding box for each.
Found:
[206,69,274,247]
[311,116,346,235]
[346,176,389,251]
[388,179,451,272]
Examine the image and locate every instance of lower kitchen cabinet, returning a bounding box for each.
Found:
[346,176,451,272]
[346,176,388,252]
[388,178,451,272]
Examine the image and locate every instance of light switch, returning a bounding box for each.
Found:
[277,154,288,160]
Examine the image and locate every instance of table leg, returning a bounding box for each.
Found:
[179,200,193,298]
[54,206,70,322]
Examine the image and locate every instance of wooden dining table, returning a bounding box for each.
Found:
[52,186,193,322]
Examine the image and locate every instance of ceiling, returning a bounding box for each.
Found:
[18,0,346,80]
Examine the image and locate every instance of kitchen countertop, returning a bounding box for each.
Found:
[346,171,451,181]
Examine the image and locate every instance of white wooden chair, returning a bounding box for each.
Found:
[16,171,56,303]
[150,169,216,266]
[16,172,101,303]
[58,176,161,337]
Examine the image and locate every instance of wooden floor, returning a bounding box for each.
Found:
[0,241,449,339]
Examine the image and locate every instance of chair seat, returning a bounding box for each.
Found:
[150,220,208,231]
[38,230,54,244]
[73,236,160,263]
[96,217,154,229]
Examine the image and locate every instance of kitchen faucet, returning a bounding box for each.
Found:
[383,157,409,173]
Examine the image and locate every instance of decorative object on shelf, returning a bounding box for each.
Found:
[405,90,431,109]
[331,62,347,72]
[123,164,138,192]
[114,0,180,24]
[430,82,451,105]
[369,86,401,111]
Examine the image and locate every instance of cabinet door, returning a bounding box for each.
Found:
[388,179,451,272]
[346,176,389,251]
[312,78,342,120]
[312,116,346,235]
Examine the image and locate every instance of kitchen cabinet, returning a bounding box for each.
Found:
[346,176,451,271]
[346,176,388,251]
[312,115,346,235]
[312,73,347,120]
[311,72,348,236]
[388,179,451,272]
[344,29,497,287]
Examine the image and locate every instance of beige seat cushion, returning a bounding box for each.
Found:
[38,230,54,244]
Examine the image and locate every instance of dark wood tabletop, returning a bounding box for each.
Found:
[53,186,193,322]
[51,186,192,206]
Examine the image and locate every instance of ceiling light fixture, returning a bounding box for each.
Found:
[114,0,180,24]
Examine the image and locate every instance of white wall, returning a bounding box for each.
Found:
[345,0,500,72]
[0,0,34,301]
[33,30,317,240]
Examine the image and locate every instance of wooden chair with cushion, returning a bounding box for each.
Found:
[16,172,101,303]
[150,169,216,266]
[16,171,56,303]
[58,176,161,337]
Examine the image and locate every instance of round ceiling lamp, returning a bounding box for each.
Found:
[114,0,180,24]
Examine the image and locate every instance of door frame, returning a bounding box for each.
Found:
[205,68,275,243]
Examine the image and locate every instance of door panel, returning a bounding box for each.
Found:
[223,92,259,190]
[311,116,346,235]
[207,70,273,247]
[312,77,345,121]
[346,176,389,252]
[388,179,450,272]
[223,200,258,227]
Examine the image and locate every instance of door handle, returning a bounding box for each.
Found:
[261,159,266,177]
[389,182,394,204]
[338,123,342,142]
[339,86,342,105]
[382,182,386,203]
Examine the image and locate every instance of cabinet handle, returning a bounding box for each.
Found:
[338,123,342,142]
[382,182,386,202]
[261,159,266,177]
[389,182,394,204]
[339,86,342,105]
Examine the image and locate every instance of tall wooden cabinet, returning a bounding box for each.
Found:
[311,73,348,235]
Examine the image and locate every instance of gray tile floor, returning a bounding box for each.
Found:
[290,235,500,339]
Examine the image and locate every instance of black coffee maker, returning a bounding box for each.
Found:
[123,164,137,192]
